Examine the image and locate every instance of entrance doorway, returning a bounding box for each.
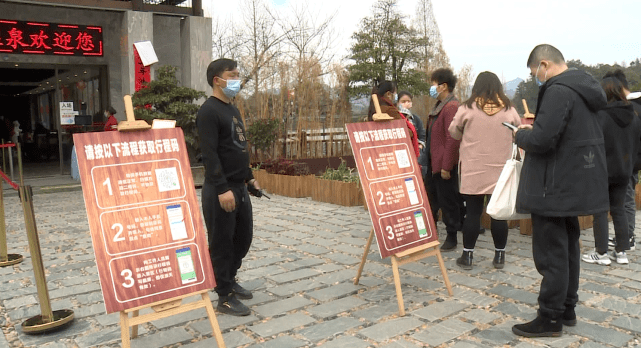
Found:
[0,62,106,177]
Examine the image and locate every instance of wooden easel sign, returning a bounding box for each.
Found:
[73,96,225,348]
[347,118,452,316]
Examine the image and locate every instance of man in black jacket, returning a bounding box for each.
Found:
[197,58,259,316]
[511,45,608,337]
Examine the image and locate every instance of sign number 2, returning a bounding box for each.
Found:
[112,223,125,242]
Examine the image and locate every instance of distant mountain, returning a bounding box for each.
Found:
[504,77,524,98]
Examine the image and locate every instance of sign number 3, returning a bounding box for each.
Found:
[121,269,135,288]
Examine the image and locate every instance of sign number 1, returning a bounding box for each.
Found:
[103,177,113,196]
[367,157,374,171]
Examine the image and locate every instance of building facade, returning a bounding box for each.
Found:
[0,0,211,172]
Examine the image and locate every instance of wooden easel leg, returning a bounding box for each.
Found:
[391,256,405,316]
[435,249,453,296]
[202,292,226,348]
[354,228,375,285]
[120,311,131,348]
[131,310,139,338]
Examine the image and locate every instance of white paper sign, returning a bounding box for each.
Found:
[60,102,76,125]
[133,41,159,67]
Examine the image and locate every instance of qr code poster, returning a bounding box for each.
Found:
[346,120,437,259]
[73,128,216,313]
[155,167,181,192]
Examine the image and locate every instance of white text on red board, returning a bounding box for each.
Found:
[83,138,181,160]
[352,128,407,144]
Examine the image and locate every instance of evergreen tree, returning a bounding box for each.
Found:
[131,65,206,148]
[347,0,430,96]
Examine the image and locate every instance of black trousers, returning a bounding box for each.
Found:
[462,194,508,250]
[531,214,580,319]
[593,182,629,253]
[202,182,253,296]
[432,168,462,234]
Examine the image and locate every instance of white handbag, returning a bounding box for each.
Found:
[486,143,530,220]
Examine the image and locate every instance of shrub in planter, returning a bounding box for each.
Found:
[262,158,310,176]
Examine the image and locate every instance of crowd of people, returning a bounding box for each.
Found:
[197,44,641,339]
[364,44,641,337]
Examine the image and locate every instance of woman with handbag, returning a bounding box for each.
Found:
[448,71,521,270]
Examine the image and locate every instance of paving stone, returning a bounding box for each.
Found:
[8,298,74,321]
[379,338,423,347]
[150,307,207,329]
[323,253,360,265]
[280,258,325,270]
[49,283,102,299]
[127,327,192,348]
[315,269,358,285]
[248,313,315,337]
[593,297,641,316]
[190,315,259,334]
[487,285,538,305]
[308,296,368,319]
[577,342,610,348]
[306,282,362,301]
[456,289,500,307]
[402,275,444,291]
[411,299,470,321]
[246,335,307,348]
[447,274,492,290]
[359,286,395,302]
[479,272,538,289]
[253,296,313,317]
[581,282,638,299]
[565,321,633,346]
[611,315,641,334]
[411,318,476,346]
[457,308,500,324]
[451,341,493,348]
[3,294,38,309]
[535,334,581,348]
[94,312,121,327]
[243,265,288,280]
[75,326,146,348]
[181,330,254,348]
[296,317,362,342]
[493,302,537,320]
[317,335,370,348]
[359,317,424,342]
[243,256,286,269]
[267,269,319,283]
[74,302,107,318]
[574,305,611,323]
[268,279,325,297]
[15,319,92,347]
[472,321,515,346]
[75,291,105,305]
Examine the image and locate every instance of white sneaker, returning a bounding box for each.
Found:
[609,251,629,264]
[582,251,611,265]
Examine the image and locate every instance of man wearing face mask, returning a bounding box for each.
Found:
[426,68,462,251]
[196,58,259,316]
[511,44,608,337]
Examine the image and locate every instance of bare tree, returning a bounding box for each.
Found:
[414,0,449,71]
[456,64,474,102]
[211,18,243,60]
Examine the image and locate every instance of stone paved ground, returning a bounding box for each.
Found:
[1,189,641,348]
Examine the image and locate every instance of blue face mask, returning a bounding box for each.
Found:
[429,85,440,98]
[534,63,548,87]
[220,78,241,98]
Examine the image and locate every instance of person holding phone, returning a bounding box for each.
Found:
[448,72,520,270]
[511,44,608,337]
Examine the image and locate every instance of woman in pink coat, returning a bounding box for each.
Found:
[448,71,521,270]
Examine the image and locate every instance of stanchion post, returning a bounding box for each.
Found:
[17,145,74,333]
[0,143,23,267]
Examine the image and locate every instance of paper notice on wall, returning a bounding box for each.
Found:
[133,41,159,66]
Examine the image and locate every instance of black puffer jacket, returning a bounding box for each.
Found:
[515,69,608,216]
[599,101,641,184]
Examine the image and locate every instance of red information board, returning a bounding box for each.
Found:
[74,128,216,313]
[347,120,437,258]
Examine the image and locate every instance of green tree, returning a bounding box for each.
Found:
[131,65,206,148]
[347,0,430,96]
[512,76,539,115]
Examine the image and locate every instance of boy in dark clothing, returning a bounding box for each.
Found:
[196,58,259,316]
[512,44,608,337]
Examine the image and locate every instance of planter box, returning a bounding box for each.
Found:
[253,170,314,198]
[312,178,365,206]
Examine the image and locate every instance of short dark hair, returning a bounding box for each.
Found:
[601,77,629,104]
[206,58,237,87]
[526,44,565,68]
[367,80,397,120]
[397,90,413,101]
[107,106,117,115]
[464,71,511,110]
[430,68,457,92]
[604,69,629,90]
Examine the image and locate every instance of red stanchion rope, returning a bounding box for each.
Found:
[0,169,19,190]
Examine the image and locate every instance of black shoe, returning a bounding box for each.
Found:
[562,306,577,326]
[440,234,457,251]
[493,250,505,269]
[512,313,562,337]
[479,227,486,234]
[456,250,473,270]
[217,294,250,316]
[232,282,253,300]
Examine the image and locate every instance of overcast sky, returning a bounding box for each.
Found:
[204,0,641,83]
